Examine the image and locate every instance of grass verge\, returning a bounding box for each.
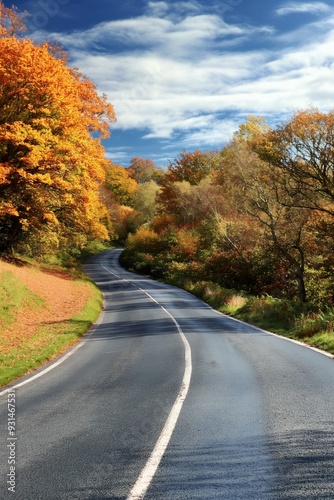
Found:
[160,277,334,357]
[0,280,102,387]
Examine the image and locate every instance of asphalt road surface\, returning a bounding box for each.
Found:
[1,248,334,499]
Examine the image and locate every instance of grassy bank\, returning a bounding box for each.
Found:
[0,258,103,387]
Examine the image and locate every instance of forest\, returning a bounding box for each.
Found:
[1,3,334,354]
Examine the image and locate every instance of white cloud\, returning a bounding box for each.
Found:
[276,2,332,16]
[30,1,334,158]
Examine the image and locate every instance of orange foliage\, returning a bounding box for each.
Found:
[104,163,138,206]
[0,1,26,38]
[0,23,116,253]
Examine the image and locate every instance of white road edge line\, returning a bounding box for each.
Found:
[100,260,193,500]
[212,308,334,360]
[0,344,84,397]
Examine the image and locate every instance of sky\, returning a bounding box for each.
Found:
[10,0,334,167]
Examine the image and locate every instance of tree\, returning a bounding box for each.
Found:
[253,108,334,215]
[229,127,311,302]
[103,163,138,207]
[166,149,223,185]
[0,9,116,254]
[127,157,163,184]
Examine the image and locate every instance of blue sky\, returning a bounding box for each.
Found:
[9,0,334,167]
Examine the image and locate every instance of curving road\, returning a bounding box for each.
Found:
[1,248,334,499]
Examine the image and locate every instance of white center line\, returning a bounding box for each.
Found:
[100,260,193,500]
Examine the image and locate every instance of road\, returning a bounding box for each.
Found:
[1,248,333,499]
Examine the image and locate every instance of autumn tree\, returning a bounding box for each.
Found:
[0,4,116,255]
[165,149,223,185]
[230,118,313,302]
[103,162,138,207]
[127,157,163,184]
[253,108,334,215]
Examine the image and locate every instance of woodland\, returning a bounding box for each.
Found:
[1,3,334,352]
